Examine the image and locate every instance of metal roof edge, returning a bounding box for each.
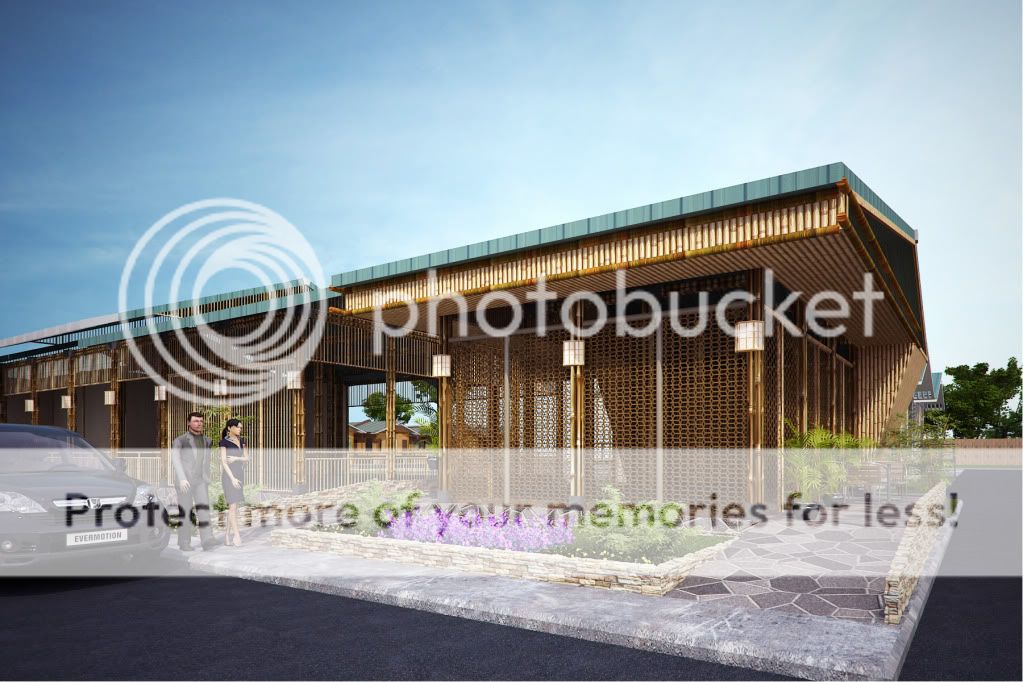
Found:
[330,162,917,289]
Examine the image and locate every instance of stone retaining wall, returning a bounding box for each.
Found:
[883,481,949,624]
[271,528,732,595]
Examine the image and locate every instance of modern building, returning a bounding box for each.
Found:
[0,163,929,504]
[909,364,945,424]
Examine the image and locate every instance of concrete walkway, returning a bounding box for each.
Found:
[165,511,956,681]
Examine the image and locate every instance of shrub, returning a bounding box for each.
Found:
[544,486,725,564]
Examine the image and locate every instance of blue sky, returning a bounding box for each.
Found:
[0,0,1020,376]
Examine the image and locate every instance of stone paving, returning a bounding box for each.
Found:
[666,508,904,624]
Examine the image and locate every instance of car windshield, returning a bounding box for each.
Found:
[0,430,114,474]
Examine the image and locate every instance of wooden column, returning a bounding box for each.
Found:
[747,270,764,504]
[800,318,809,433]
[108,346,120,450]
[830,340,838,432]
[385,337,396,479]
[30,360,39,426]
[291,382,306,488]
[258,396,265,488]
[569,301,585,500]
[776,318,785,447]
[339,374,349,450]
[502,335,511,504]
[0,363,6,424]
[438,318,450,493]
[313,362,324,448]
[655,321,664,502]
[66,351,76,432]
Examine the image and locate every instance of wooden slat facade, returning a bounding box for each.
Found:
[341,192,846,313]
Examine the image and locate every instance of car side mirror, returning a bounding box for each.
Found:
[113,459,127,473]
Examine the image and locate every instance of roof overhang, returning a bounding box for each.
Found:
[331,180,927,351]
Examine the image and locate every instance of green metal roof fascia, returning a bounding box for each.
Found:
[77,316,198,349]
[330,162,917,289]
[77,289,340,350]
[119,279,336,320]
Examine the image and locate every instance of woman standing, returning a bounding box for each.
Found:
[219,418,248,546]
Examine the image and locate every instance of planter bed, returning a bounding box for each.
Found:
[270,526,733,595]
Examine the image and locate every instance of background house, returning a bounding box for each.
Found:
[348,419,428,449]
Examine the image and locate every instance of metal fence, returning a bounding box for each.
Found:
[107,448,434,494]
[109,450,165,486]
[305,450,434,492]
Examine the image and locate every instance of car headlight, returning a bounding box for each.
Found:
[133,485,156,506]
[0,492,47,514]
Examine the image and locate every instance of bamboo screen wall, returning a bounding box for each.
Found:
[3,279,916,476]
[34,356,69,392]
[661,305,750,504]
[440,270,911,504]
[854,343,919,443]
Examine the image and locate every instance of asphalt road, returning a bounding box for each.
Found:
[0,469,1018,680]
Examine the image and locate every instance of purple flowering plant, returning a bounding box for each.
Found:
[380,505,574,552]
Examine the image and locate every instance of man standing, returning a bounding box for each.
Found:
[171,411,217,551]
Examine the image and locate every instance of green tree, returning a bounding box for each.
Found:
[410,380,438,447]
[410,380,437,422]
[943,358,1022,438]
[361,391,415,424]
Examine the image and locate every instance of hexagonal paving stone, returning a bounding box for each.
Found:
[802,540,841,551]
[665,590,699,601]
[724,580,771,596]
[745,536,783,544]
[818,575,869,588]
[795,594,838,616]
[821,594,884,610]
[769,576,820,593]
[834,607,878,619]
[814,530,853,541]
[702,594,758,610]
[803,556,855,570]
[685,581,731,596]
[751,591,797,608]
[678,575,717,588]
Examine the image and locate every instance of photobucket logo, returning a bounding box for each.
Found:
[118,199,327,406]
[371,268,884,351]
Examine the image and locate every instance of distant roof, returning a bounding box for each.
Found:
[349,419,421,435]
[0,281,339,356]
[330,162,917,289]
[913,367,945,402]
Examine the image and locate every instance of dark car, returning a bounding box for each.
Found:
[0,424,169,569]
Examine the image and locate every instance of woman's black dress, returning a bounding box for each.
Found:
[219,437,246,505]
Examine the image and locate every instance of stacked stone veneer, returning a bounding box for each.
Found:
[883,481,949,624]
[271,528,733,595]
